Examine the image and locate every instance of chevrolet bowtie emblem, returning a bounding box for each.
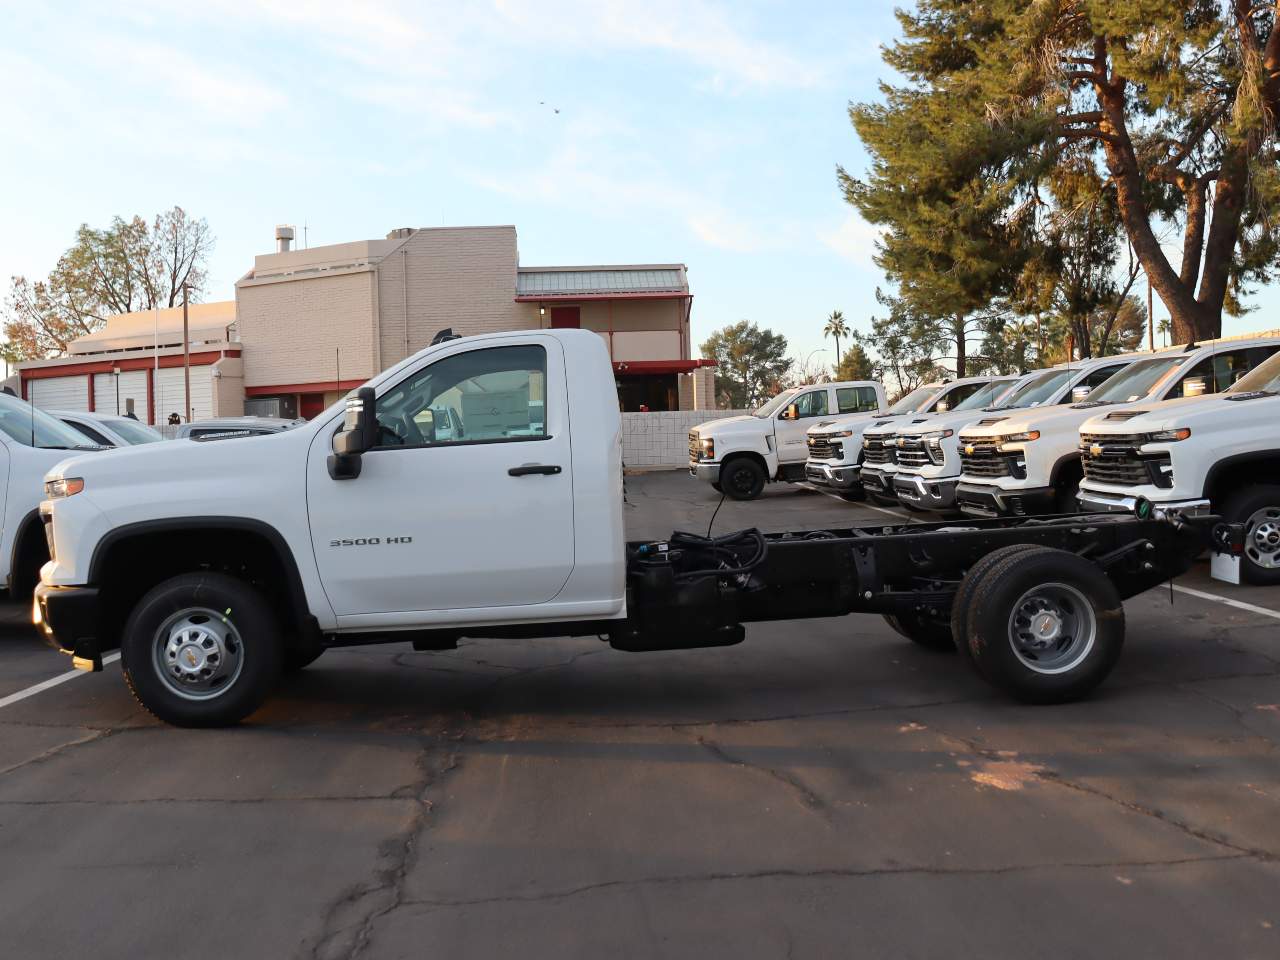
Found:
[1090,444,1103,457]
[964,444,974,455]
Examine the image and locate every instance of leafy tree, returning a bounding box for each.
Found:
[822,310,850,374]
[853,292,949,395]
[4,207,212,360]
[871,1,1280,344]
[700,321,790,408]
[835,343,875,381]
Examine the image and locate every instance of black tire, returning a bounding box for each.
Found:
[720,457,766,501]
[283,647,324,672]
[962,546,1124,704]
[1220,485,1280,586]
[949,543,1045,654]
[121,572,283,727]
[711,482,723,494]
[883,610,954,651]
[7,520,49,606]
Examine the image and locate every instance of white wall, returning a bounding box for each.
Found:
[621,409,750,468]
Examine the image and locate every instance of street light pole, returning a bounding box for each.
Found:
[182,283,192,422]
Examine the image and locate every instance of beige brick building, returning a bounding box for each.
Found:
[19,224,718,422]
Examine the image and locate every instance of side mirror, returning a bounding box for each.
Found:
[935,400,949,413]
[328,386,377,480]
[1182,377,1208,398]
[1071,385,1092,403]
[782,403,799,421]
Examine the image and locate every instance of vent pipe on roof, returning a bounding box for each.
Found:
[275,225,295,253]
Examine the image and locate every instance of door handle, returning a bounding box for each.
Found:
[508,464,562,477]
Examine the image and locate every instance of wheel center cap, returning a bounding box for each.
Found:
[175,641,209,675]
[1032,612,1061,645]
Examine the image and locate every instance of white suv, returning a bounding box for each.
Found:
[956,335,1280,517]
[1077,350,1280,584]
[690,381,885,500]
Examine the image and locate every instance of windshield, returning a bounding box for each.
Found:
[753,389,798,418]
[0,395,101,449]
[952,380,1015,412]
[109,419,165,444]
[886,385,940,415]
[1086,356,1184,403]
[1229,351,1280,394]
[997,369,1074,408]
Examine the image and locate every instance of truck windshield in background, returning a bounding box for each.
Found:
[0,395,101,449]
[1084,356,1183,404]
[885,384,941,415]
[1228,351,1280,394]
[951,380,1015,412]
[996,368,1074,408]
[753,389,799,418]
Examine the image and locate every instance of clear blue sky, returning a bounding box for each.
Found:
[0,1,1268,371]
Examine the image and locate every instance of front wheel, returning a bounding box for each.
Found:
[961,547,1124,704]
[711,482,723,494]
[121,572,283,727]
[720,458,766,501]
[1221,485,1280,585]
[883,610,954,651]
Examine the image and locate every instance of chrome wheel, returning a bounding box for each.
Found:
[153,607,245,701]
[1007,582,1097,675]
[1244,507,1280,570]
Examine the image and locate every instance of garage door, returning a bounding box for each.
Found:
[93,371,149,420]
[28,375,89,412]
[156,367,214,422]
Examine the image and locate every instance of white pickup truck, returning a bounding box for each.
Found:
[0,395,104,600]
[689,380,885,500]
[33,328,1243,726]
[1077,350,1280,584]
[858,375,1008,506]
[955,335,1280,518]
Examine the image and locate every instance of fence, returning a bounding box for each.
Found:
[621,409,750,469]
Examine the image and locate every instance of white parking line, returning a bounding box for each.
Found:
[1172,584,1280,622]
[807,485,912,521]
[0,653,120,711]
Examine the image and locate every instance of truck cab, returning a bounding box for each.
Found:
[1077,349,1280,583]
[858,375,1005,507]
[955,336,1280,518]
[689,380,885,500]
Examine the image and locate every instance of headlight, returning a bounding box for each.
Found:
[923,429,953,464]
[45,477,85,499]
[997,430,1040,451]
[701,438,714,458]
[828,430,855,438]
[1145,428,1191,443]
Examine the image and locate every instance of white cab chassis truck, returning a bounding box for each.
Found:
[859,376,1006,507]
[1077,350,1280,584]
[955,336,1280,518]
[689,381,885,500]
[0,396,105,600]
[35,329,1238,726]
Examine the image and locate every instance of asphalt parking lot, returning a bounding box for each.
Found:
[2,471,1279,959]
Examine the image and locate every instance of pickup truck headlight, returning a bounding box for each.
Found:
[923,429,953,464]
[826,429,855,439]
[700,438,714,459]
[45,477,84,499]
[1145,428,1191,443]
[997,430,1040,452]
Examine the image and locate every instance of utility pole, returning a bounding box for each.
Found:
[182,283,192,422]
[1147,274,1155,352]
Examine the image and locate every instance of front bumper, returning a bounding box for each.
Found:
[956,482,1057,518]
[860,466,896,496]
[688,461,721,484]
[1077,489,1211,516]
[893,474,958,510]
[805,461,861,490]
[34,582,104,671]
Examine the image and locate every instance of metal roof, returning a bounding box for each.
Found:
[516,267,686,297]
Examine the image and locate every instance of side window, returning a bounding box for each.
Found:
[1082,365,1121,390]
[1171,349,1252,397]
[791,390,829,418]
[836,386,879,413]
[374,344,548,449]
[1213,348,1260,389]
[64,421,111,445]
[937,382,982,410]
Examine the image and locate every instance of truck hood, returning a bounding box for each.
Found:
[1079,392,1280,435]
[805,410,889,437]
[896,407,1006,435]
[956,401,1129,438]
[863,413,928,438]
[691,414,769,438]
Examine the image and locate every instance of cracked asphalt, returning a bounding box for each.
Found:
[2,469,1279,958]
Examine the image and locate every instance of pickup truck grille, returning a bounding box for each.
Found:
[688,432,700,461]
[1079,434,1173,488]
[959,442,1012,478]
[894,438,931,469]
[862,437,896,466]
[807,436,842,460]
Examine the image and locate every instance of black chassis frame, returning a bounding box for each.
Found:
[614,510,1234,652]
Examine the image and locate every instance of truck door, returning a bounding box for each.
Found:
[775,388,831,461]
[306,337,575,618]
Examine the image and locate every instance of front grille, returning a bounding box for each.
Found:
[862,436,896,466]
[688,432,700,461]
[1080,436,1173,488]
[42,513,55,561]
[895,437,931,469]
[807,436,842,460]
[1080,432,1145,446]
[959,442,1012,478]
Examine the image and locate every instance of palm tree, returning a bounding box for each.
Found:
[1157,317,1171,348]
[823,310,850,375]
